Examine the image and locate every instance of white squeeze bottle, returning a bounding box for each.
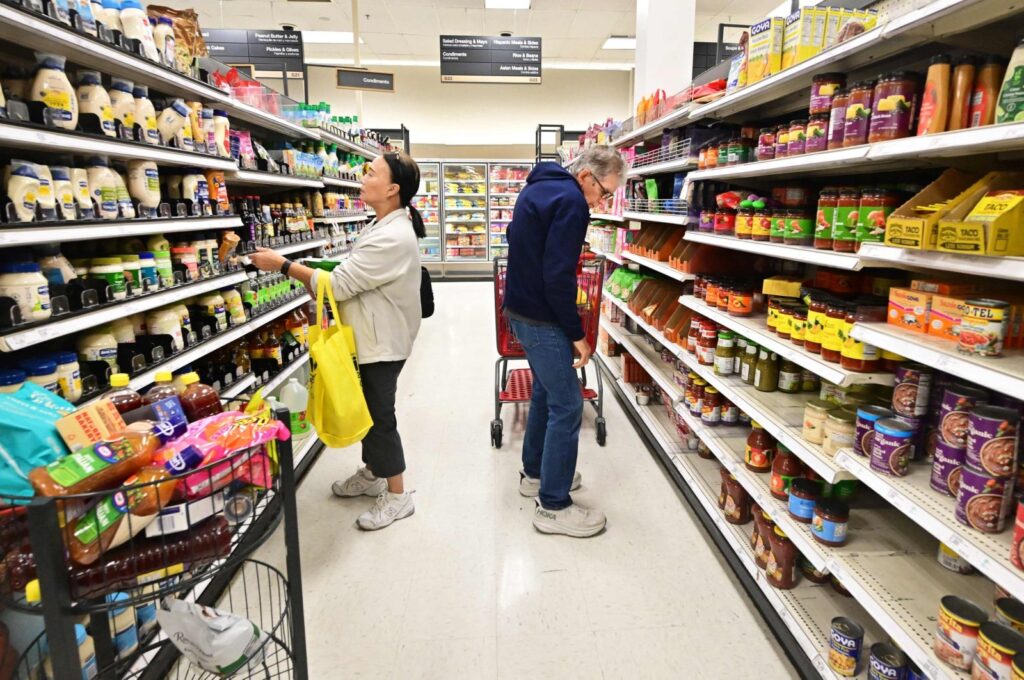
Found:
[120,0,160,63]
[280,378,310,435]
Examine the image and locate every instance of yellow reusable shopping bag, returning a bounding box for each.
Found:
[308,274,373,447]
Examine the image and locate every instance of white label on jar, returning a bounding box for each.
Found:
[826,431,854,448]
[714,354,733,375]
[1,281,48,320]
[59,369,82,401]
[741,363,752,382]
[29,377,59,393]
[779,370,800,391]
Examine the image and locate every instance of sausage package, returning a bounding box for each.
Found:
[156,598,268,675]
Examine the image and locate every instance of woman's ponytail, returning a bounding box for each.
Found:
[383,151,427,239]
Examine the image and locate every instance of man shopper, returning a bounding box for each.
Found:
[503,145,627,538]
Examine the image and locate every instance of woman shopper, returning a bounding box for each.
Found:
[249,152,424,531]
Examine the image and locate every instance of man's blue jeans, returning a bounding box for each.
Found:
[509,318,583,511]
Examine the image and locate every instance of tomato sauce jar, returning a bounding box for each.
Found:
[832,188,861,252]
[827,88,849,150]
[855,188,899,250]
[736,208,753,239]
[783,209,814,247]
[756,127,776,161]
[810,73,846,115]
[842,80,876,147]
[815,188,838,250]
[868,71,919,143]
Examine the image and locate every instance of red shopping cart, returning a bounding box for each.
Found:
[491,254,606,448]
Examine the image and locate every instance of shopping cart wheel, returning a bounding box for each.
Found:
[491,419,504,448]
[596,417,607,447]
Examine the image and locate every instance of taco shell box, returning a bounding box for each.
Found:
[781,9,825,69]
[747,17,784,84]
[884,169,984,250]
[936,171,1024,255]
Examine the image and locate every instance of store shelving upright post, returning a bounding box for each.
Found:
[441,162,489,262]
[414,162,441,261]
[487,162,532,260]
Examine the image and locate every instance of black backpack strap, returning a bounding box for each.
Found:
[420,267,435,318]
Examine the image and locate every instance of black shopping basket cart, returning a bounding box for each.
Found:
[491,254,606,448]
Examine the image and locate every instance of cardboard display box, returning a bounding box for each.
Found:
[936,171,1024,255]
[884,169,985,250]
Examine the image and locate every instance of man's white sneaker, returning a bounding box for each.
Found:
[518,470,582,498]
[356,492,415,531]
[533,501,606,538]
[332,466,387,498]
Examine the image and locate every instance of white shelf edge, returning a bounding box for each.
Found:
[600,318,683,403]
[627,158,696,177]
[322,176,362,189]
[683,232,864,271]
[857,243,1024,282]
[591,248,623,265]
[611,106,692,148]
[293,430,322,470]
[679,295,893,387]
[0,271,249,352]
[590,213,624,222]
[274,239,327,257]
[686,146,870,181]
[314,214,371,224]
[620,251,694,281]
[621,211,689,226]
[221,373,257,399]
[315,128,382,159]
[0,216,243,248]
[228,170,324,189]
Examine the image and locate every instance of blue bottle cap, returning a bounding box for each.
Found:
[0,369,26,386]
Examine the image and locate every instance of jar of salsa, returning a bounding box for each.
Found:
[774,126,790,158]
[752,209,772,241]
[702,386,724,426]
[855,188,899,250]
[717,140,730,165]
[723,474,752,524]
[770,210,787,243]
[686,320,700,354]
[729,285,754,317]
[771,445,805,500]
[714,208,736,236]
[728,138,753,165]
[689,378,706,416]
[777,304,796,340]
[756,128,776,161]
[783,209,814,247]
[705,279,720,307]
[805,114,829,154]
[841,308,881,372]
[754,512,775,569]
[736,208,753,239]
[766,297,783,334]
[815,189,838,249]
[842,80,876,147]
[791,307,808,346]
[745,421,776,473]
[831,188,860,252]
[805,297,828,354]
[697,147,707,170]
[787,119,807,156]
[698,209,714,233]
[693,274,706,300]
[881,348,905,372]
[868,71,919,143]
[810,73,846,115]
[716,284,731,312]
[697,323,717,366]
[827,89,849,149]
[821,304,846,363]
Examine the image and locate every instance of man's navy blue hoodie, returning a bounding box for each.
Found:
[504,162,590,342]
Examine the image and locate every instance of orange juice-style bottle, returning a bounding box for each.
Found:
[29,430,160,496]
[143,371,178,405]
[249,333,266,361]
[264,332,283,367]
[178,372,223,422]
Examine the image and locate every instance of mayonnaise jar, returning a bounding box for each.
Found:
[33,163,57,221]
[98,0,122,33]
[77,71,115,137]
[133,85,159,145]
[87,157,119,220]
[111,167,136,219]
[120,0,160,63]
[158,99,188,146]
[70,167,94,218]
[152,16,176,68]
[213,110,230,157]
[50,166,78,220]
[32,53,77,130]
[0,262,51,322]
[5,160,40,222]
[108,78,135,137]
[127,159,161,212]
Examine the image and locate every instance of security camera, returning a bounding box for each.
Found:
[281,24,296,31]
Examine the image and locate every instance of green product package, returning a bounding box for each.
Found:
[645,179,659,201]
[44,438,137,490]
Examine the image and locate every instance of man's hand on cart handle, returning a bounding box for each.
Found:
[573,339,592,368]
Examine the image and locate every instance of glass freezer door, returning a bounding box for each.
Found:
[442,162,489,261]
[414,162,441,261]
[488,162,531,260]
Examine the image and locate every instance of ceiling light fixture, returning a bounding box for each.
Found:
[485,0,531,9]
[602,35,636,50]
[300,30,364,44]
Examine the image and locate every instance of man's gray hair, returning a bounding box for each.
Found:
[578,145,628,185]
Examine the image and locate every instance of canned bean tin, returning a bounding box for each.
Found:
[959,298,1010,357]
[892,363,932,417]
[1012,501,1024,570]
[967,405,1020,479]
[931,438,967,497]
[973,622,1024,680]
[997,598,1024,636]
[905,657,926,680]
[870,418,915,477]
[936,595,989,670]
[868,642,906,680]
[856,405,893,458]
[829,617,864,677]
[939,384,991,449]
[956,465,1015,533]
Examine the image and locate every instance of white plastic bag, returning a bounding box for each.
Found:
[156,598,269,677]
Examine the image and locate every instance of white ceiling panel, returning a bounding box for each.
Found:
[483,9,523,34]
[567,10,632,38]
[390,4,442,34]
[543,37,600,59]
[525,9,579,36]
[582,0,637,10]
[434,7,488,34]
[530,0,582,9]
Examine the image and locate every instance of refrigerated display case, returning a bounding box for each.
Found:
[488,162,531,259]
[415,162,441,261]
[443,162,489,261]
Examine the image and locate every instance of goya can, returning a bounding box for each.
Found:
[973,622,1024,680]
[1015,654,1024,680]
[997,598,1024,636]
[959,298,1010,357]
[936,595,989,670]
[868,642,906,680]
[829,616,864,677]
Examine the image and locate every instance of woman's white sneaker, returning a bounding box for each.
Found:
[518,470,582,497]
[332,466,387,498]
[357,492,415,530]
[532,501,606,537]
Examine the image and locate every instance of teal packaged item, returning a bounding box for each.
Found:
[0,386,72,496]
[10,380,75,415]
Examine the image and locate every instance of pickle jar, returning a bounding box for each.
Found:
[779,360,802,394]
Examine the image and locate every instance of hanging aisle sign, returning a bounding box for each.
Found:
[337,68,395,92]
[203,29,305,79]
[440,35,542,84]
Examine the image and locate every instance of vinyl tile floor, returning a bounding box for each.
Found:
[252,281,795,679]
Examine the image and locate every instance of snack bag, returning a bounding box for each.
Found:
[157,598,269,676]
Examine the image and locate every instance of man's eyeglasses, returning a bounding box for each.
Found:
[591,174,614,201]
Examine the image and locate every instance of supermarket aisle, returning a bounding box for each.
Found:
[257,282,793,679]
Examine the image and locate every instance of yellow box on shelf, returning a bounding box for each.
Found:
[781,9,825,69]
[884,169,984,250]
[746,17,784,85]
[936,171,1024,255]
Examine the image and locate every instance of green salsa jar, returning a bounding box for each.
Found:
[831,187,861,252]
[783,209,814,247]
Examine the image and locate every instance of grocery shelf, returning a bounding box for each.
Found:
[591,248,623,265]
[679,296,893,387]
[627,157,696,177]
[293,429,322,471]
[316,128,382,159]
[446,193,487,198]
[611,106,692,149]
[322,176,362,189]
[851,322,1024,402]
[595,352,685,457]
[220,372,257,399]
[228,170,324,189]
[313,214,371,224]
[590,213,624,222]
[835,449,1024,605]
[683,232,865,271]
[274,239,327,257]
[0,120,238,170]
[622,211,689,226]
[0,270,249,352]
[857,243,1024,283]
[219,99,317,140]
[686,147,870,181]
[605,298,851,484]
[621,251,694,281]
[0,215,243,248]
[599,317,683,402]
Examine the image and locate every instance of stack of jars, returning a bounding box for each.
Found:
[681,369,743,430]
[692,276,758,317]
[814,186,902,253]
[697,135,756,170]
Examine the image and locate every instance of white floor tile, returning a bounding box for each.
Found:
[252,282,794,678]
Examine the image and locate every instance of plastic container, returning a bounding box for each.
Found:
[0,262,51,322]
[280,378,310,435]
[133,84,159,145]
[144,371,179,405]
[127,159,161,210]
[53,351,83,402]
[108,373,143,414]
[31,53,78,130]
[178,372,224,422]
[146,308,184,352]
[41,624,97,679]
[21,358,59,393]
[77,70,115,137]
[87,157,119,220]
[0,368,26,394]
[77,331,118,371]
[90,257,127,300]
[5,159,41,222]
[120,0,160,62]
[137,251,158,289]
[198,292,227,329]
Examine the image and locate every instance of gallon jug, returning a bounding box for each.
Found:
[279,378,310,435]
